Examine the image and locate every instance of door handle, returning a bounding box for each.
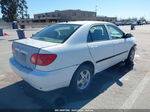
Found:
[90,45,98,48]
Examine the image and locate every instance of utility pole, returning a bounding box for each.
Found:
[95,5,98,15]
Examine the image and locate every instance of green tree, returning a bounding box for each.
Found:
[0,0,28,22]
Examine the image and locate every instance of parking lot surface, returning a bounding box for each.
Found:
[0,25,150,111]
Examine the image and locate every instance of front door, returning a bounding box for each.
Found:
[107,25,129,64]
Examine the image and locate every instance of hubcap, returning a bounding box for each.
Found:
[77,69,91,90]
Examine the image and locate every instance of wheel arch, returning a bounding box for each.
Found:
[69,60,95,86]
[130,44,137,52]
[80,61,95,74]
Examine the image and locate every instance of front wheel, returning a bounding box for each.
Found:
[125,47,136,66]
[70,64,94,93]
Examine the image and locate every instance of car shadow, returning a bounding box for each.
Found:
[0,63,134,111]
[8,39,19,42]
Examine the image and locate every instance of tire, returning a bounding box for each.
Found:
[70,64,94,93]
[125,47,135,66]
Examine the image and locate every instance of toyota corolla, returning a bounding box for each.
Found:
[10,21,136,93]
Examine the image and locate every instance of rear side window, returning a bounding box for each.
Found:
[107,25,124,39]
[88,25,110,42]
[32,24,81,43]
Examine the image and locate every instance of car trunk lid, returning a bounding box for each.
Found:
[12,38,59,70]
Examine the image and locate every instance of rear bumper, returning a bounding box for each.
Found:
[9,57,78,91]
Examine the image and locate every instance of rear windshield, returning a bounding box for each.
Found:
[32,24,81,43]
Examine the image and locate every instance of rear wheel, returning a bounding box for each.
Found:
[70,64,94,93]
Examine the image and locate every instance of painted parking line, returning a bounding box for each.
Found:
[0,74,5,80]
[135,54,140,58]
[0,51,11,55]
[121,72,150,109]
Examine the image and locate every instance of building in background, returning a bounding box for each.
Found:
[96,16,117,23]
[34,10,97,22]
[19,9,117,23]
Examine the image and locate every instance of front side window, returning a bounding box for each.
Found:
[32,24,81,43]
[107,25,124,39]
[88,25,110,42]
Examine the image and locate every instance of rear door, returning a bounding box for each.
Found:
[106,25,129,64]
[87,25,114,72]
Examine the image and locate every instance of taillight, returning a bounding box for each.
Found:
[30,54,57,66]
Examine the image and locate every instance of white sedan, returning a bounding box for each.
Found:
[10,21,136,93]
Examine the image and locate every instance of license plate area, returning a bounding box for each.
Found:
[14,49,27,67]
[13,42,40,69]
[19,52,26,63]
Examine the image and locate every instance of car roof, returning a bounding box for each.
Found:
[59,21,113,25]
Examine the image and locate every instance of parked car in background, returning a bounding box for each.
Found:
[132,21,138,25]
[10,21,136,93]
[137,21,144,25]
[114,21,124,26]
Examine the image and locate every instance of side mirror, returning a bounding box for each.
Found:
[123,33,133,38]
